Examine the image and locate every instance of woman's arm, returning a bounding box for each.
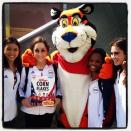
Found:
[17,67,33,108]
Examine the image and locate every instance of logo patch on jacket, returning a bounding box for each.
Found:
[93,87,99,93]
[48,70,54,78]
[31,71,35,74]
[4,75,8,78]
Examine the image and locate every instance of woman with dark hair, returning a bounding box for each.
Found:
[110,37,127,127]
[3,37,22,70]
[87,48,115,128]
[18,36,60,128]
[3,37,22,128]
[87,48,106,127]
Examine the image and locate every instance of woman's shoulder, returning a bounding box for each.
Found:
[4,68,12,73]
[89,79,99,90]
[46,63,56,69]
[4,68,14,80]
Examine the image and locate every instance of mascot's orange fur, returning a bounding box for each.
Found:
[22,4,113,128]
[22,49,36,67]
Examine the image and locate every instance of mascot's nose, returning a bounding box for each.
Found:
[62,32,77,43]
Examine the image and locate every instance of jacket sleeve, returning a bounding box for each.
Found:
[98,78,116,128]
[17,67,26,103]
[56,78,63,100]
[98,96,104,127]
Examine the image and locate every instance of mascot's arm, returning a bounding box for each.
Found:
[99,56,113,79]
[102,88,116,128]
[98,56,115,127]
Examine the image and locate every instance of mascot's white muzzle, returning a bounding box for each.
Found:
[52,25,96,63]
[62,29,78,53]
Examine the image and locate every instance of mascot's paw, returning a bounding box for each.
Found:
[50,50,59,64]
[22,49,36,67]
[46,56,54,65]
[99,56,113,79]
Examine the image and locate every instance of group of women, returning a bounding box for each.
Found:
[3,36,127,128]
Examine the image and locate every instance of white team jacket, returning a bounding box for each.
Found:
[114,70,126,127]
[19,65,56,115]
[88,79,104,127]
[4,68,20,122]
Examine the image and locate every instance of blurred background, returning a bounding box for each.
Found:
[3,3,127,54]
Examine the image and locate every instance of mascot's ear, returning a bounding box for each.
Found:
[51,8,61,19]
[79,4,94,14]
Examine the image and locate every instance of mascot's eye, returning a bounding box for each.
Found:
[61,19,68,28]
[72,17,79,26]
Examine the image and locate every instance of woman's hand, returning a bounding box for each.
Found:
[54,98,61,107]
[21,97,34,108]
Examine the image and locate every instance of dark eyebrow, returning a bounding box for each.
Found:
[111,51,119,54]
[72,13,81,18]
[60,13,81,19]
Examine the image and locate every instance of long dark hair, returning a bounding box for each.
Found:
[110,37,127,83]
[3,37,22,70]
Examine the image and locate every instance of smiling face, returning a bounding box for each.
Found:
[33,42,48,64]
[88,53,103,74]
[111,46,126,66]
[4,43,19,64]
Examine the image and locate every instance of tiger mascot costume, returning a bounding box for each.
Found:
[50,4,97,128]
[22,4,114,128]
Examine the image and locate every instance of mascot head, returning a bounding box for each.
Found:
[51,4,97,63]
